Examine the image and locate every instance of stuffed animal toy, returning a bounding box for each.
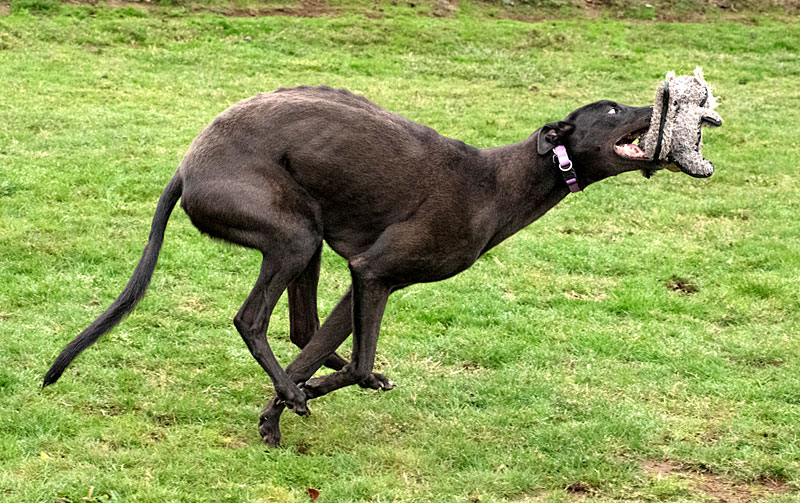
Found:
[639,67,722,178]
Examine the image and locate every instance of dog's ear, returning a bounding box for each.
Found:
[537,121,575,155]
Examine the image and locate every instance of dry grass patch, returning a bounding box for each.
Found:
[642,460,791,503]
[200,0,337,17]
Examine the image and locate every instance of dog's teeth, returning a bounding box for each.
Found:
[615,143,645,158]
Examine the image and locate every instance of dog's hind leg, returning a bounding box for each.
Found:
[260,287,356,447]
[181,169,322,418]
[234,255,314,416]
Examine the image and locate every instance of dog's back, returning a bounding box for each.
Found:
[178,86,492,257]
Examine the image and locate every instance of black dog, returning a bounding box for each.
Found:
[44,86,658,446]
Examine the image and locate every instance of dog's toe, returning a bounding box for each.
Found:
[359,372,396,391]
[291,402,310,417]
[285,396,310,417]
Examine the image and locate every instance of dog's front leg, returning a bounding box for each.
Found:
[287,256,394,391]
[259,285,394,446]
[289,246,357,373]
[301,264,392,399]
[258,288,394,447]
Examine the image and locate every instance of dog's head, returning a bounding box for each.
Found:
[536,100,655,187]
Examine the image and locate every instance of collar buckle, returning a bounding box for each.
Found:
[554,156,573,173]
[552,145,581,193]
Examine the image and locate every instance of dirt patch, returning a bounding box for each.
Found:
[221,436,248,449]
[17,0,797,22]
[209,0,337,18]
[150,412,178,426]
[432,0,458,17]
[496,4,605,23]
[0,3,9,15]
[295,439,311,454]
[665,275,699,295]
[642,460,791,503]
[565,481,594,498]
[86,0,148,11]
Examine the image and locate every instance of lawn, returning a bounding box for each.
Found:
[1,2,799,502]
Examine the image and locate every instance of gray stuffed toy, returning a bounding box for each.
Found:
[639,67,722,178]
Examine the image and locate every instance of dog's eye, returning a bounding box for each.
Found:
[607,108,617,115]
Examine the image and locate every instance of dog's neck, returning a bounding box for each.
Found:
[479,136,571,252]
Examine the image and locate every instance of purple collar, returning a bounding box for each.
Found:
[552,145,581,193]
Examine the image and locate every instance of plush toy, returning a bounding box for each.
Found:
[639,67,722,178]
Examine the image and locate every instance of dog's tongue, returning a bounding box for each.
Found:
[614,143,646,158]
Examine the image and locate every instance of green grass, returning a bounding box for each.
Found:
[1,3,800,502]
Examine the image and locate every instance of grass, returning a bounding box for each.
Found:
[1,2,799,502]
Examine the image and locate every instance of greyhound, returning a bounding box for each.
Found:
[44,85,660,446]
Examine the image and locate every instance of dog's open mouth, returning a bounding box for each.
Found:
[613,128,648,159]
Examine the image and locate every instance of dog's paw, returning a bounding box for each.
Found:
[358,372,396,391]
[259,397,285,447]
[279,386,310,417]
[259,417,282,447]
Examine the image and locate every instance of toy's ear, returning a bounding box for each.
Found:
[693,66,706,83]
[537,121,575,155]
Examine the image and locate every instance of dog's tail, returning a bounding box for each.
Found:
[42,172,184,388]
